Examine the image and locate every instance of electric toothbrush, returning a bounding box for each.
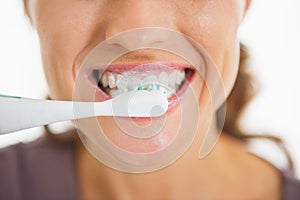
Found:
[0,91,168,135]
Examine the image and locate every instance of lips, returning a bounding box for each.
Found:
[86,62,195,112]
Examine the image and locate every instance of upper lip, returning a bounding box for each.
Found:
[87,62,195,74]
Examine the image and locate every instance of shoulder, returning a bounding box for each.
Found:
[281,170,300,200]
[0,137,75,171]
[0,137,78,200]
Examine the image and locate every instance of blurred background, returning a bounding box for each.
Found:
[0,1,299,175]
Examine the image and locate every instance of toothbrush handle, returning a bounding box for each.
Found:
[0,97,108,135]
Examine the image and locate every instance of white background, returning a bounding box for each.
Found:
[0,1,299,176]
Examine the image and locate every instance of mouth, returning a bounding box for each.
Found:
[86,62,195,111]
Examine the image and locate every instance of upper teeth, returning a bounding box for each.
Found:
[107,72,116,88]
[98,70,186,98]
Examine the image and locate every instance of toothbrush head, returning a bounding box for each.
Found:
[111,90,168,117]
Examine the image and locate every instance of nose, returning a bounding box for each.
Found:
[104,0,175,50]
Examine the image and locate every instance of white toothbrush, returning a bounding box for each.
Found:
[0,91,168,135]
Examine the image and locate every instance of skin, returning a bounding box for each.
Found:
[25,0,282,199]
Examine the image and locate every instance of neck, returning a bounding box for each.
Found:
[74,117,281,200]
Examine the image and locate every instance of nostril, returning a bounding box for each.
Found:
[105,28,171,50]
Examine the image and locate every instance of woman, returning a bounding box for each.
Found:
[0,0,299,199]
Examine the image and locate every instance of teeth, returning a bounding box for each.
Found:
[97,69,187,98]
[116,74,127,89]
[107,72,116,88]
[122,88,128,93]
[176,71,185,85]
[109,89,121,98]
[100,73,109,87]
[127,77,141,91]
[159,72,169,87]
[169,85,177,94]
[169,71,176,86]
[142,75,157,85]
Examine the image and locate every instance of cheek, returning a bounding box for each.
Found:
[35,3,103,100]
[189,3,240,63]
[176,0,242,111]
[179,1,241,95]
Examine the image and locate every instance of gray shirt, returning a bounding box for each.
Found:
[0,138,299,200]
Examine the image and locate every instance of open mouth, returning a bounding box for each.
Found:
[86,62,195,108]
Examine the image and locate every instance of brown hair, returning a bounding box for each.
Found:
[218,43,294,171]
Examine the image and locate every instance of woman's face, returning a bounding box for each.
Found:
[26,0,248,152]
